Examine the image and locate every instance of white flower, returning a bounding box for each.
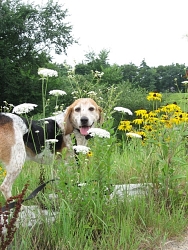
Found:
[35,130,39,133]
[38,68,58,77]
[126,132,142,138]
[182,81,188,84]
[87,91,97,95]
[46,139,59,143]
[73,145,91,154]
[49,90,67,96]
[114,107,133,115]
[13,103,37,114]
[94,71,104,78]
[87,128,110,138]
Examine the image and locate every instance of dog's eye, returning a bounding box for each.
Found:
[75,107,81,112]
[89,107,94,111]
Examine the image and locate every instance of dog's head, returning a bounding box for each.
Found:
[64,98,103,136]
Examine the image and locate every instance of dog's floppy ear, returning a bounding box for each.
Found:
[63,106,74,135]
[98,106,103,124]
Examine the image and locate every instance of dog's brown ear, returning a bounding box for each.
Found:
[63,106,74,135]
[98,106,103,124]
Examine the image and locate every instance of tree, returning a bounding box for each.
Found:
[75,49,110,75]
[0,0,76,109]
[135,60,157,91]
[155,64,185,92]
[121,63,138,84]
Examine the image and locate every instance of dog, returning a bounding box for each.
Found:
[0,98,102,200]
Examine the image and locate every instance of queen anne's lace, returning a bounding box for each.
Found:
[38,68,58,77]
[87,128,110,138]
[73,145,91,154]
[114,107,133,115]
[13,103,37,114]
[49,90,67,96]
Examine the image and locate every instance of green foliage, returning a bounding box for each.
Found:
[0,0,76,108]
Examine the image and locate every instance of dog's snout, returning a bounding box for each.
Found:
[80,116,89,125]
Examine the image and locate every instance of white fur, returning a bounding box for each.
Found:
[0,121,26,199]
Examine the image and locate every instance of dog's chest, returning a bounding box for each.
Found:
[23,119,64,163]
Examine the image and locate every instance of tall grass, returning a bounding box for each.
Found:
[1,69,188,249]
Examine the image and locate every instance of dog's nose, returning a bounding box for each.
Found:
[80,116,89,125]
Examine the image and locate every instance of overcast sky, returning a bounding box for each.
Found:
[45,0,188,67]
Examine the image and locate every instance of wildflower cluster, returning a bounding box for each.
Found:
[146,92,162,101]
[116,92,188,141]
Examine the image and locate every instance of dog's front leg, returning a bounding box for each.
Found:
[0,132,26,200]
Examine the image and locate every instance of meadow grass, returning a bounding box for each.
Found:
[1,112,188,249]
[1,71,188,250]
[162,92,188,111]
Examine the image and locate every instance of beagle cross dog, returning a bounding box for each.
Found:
[0,98,102,200]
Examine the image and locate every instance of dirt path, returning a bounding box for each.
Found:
[160,229,188,250]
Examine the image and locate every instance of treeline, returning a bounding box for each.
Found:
[74,49,187,93]
[0,0,187,115]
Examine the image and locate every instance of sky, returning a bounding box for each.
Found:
[47,0,188,67]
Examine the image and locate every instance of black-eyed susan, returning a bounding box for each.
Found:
[148,111,157,117]
[143,124,153,131]
[147,92,162,101]
[132,118,144,125]
[160,103,182,113]
[146,117,159,124]
[135,109,148,118]
[118,120,132,131]
[87,151,93,157]
[137,130,146,138]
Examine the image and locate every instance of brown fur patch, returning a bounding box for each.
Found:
[0,115,15,165]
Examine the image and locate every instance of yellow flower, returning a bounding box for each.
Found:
[146,117,159,124]
[135,109,148,117]
[118,121,132,131]
[143,124,153,131]
[176,112,188,122]
[137,131,146,138]
[160,104,182,113]
[132,119,144,125]
[87,151,93,157]
[148,111,157,117]
[147,92,162,101]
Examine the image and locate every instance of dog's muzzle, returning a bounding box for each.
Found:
[79,116,93,136]
[80,116,89,126]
